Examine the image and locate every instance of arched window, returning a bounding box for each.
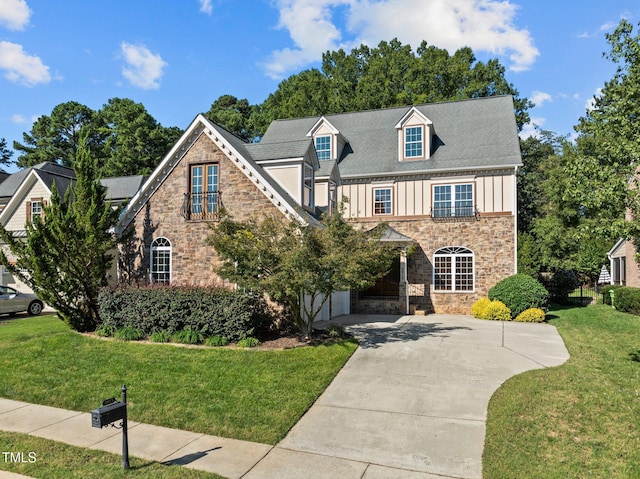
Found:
[150,237,171,284]
[433,247,474,292]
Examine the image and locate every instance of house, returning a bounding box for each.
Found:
[0,162,145,293]
[115,95,521,315]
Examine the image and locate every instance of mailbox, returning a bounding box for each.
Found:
[91,401,126,428]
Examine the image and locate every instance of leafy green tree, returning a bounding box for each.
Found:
[204,95,258,142]
[254,38,531,134]
[13,101,98,168]
[565,19,640,240]
[0,131,121,331]
[0,137,12,170]
[98,98,182,177]
[208,210,397,337]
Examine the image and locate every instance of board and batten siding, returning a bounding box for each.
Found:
[339,172,515,218]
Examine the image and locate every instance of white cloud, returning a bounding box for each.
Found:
[519,117,546,140]
[199,0,213,14]
[0,41,50,86]
[585,88,603,112]
[0,0,31,30]
[11,113,27,123]
[531,90,552,107]
[264,0,539,78]
[120,42,167,90]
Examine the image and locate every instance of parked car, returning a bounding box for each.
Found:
[0,285,43,315]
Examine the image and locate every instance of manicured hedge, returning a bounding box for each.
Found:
[600,284,625,305]
[611,286,640,315]
[489,274,549,318]
[98,286,274,341]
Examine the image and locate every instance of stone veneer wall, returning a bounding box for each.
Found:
[351,214,516,315]
[126,134,282,286]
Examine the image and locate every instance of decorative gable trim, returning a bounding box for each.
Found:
[116,115,314,235]
[306,116,340,137]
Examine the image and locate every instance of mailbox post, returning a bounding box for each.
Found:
[91,384,129,469]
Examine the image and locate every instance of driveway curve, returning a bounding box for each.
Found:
[245,314,569,479]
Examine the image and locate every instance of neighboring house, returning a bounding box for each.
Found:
[116,95,521,315]
[0,162,144,293]
[607,238,640,287]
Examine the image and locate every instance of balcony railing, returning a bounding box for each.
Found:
[431,205,480,222]
[181,191,222,221]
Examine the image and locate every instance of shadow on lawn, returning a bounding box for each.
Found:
[629,350,640,363]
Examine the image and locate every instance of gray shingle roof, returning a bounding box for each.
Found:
[245,139,314,162]
[260,95,522,177]
[101,175,146,201]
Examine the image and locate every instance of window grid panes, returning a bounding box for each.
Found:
[404,126,423,158]
[374,188,392,215]
[151,237,171,284]
[206,165,219,213]
[433,247,474,292]
[31,201,43,222]
[191,166,203,215]
[433,184,474,217]
[315,135,331,160]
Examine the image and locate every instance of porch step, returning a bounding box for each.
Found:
[414,309,427,316]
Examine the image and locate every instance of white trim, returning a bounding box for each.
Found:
[150,237,171,284]
[432,246,475,293]
[373,186,393,215]
[116,115,312,234]
[394,106,432,129]
[305,116,340,137]
[0,170,52,226]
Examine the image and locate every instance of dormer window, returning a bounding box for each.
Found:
[315,135,332,160]
[404,126,423,158]
[396,107,432,161]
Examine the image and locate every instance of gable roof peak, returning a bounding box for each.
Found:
[395,106,432,129]
[306,115,340,137]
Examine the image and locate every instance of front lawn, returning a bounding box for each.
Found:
[0,431,223,479]
[0,315,357,445]
[484,304,640,478]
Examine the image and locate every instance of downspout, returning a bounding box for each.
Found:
[513,165,519,274]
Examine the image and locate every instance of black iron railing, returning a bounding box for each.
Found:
[181,191,222,220]
[431,205,480,222]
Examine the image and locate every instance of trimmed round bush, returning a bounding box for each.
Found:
[472,298,492,319]
[612,286,640,315]
[515,308,546,323]
[489,274,549,318]
[484,300,511,321]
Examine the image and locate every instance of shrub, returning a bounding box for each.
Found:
[205,335,228,347]
[515,308,546,323]
[114,326,143,341]
[237,337,260,348]
[94,324,114,337]
[484,300,511,321]
[172,329,203,345]
[612,287,640,315]
[546,270,578,303]
[150,331,171,343]
[327,324,346,338]
[489,274,549,318]
[472,298,492,319]
[98,286,275,341]
[601,284,624,305]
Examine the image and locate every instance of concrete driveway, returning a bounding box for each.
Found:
[245,314,569,479]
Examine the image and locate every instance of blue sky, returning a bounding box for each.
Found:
[1,0,639,170]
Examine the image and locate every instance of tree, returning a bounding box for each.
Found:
[0,131,121,331]
[97,98,182,177]
[0,137,12,170]
[13,101,98,168]
[208,210,398,337]
[253,38,531,134]
[204,95,258,142]
[566,19,640,240]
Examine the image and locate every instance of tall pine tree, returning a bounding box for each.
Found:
[0,130,121,331]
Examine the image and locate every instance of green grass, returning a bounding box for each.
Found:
[483,304,640,478]
[0,315,357,445]
[0,431,223,478]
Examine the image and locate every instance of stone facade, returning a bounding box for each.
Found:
[123,134,282,286]
[351,213,516,315]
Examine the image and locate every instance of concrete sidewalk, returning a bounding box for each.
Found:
[0,314,569,479]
